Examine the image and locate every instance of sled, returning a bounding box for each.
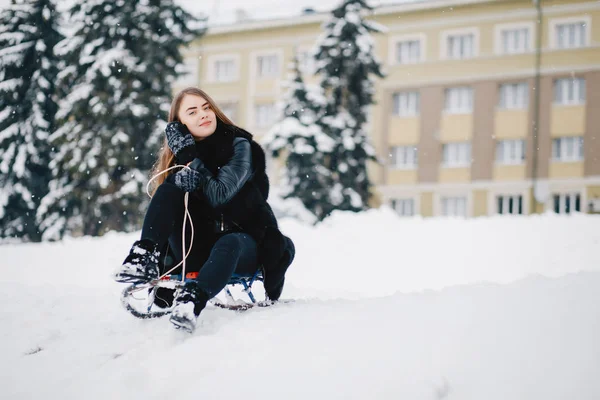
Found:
[120,269,270,319]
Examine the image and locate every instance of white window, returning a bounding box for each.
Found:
[496,140,526,165]
[441,196,467,217]
[553,193,581,214]
[396,40,421,64]
[391,198,415,217]
[445,87,473,113]
[496,194,523,215]
[213,59,237,82]
[219,102,237,121]
[389,34,425,65]
[257,54,279,78]
[442,142,471,167]
[552,137,584,162]
[499,27,531,54]
[393,91,420,117]
[446,33,475,59]
[554,20,588,49]
[254,103,276,128]
[390,146,418,169]
[498,82,528,109]
[175,56,199,86]
[296,49,315,75]
[554,78,585,105]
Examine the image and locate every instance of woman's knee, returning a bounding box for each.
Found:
[214,233,246,252]
[283,235,295,261]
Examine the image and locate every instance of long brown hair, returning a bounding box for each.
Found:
[150,87,236,196]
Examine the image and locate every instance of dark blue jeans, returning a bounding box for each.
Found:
[194,232,257,298]
[141,182,258,299]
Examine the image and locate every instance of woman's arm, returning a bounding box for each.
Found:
[190,137,253,208]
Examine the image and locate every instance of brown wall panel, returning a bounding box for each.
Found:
[527,75,552,179]
[584,71,600,176]
[418,86,443,183]
[471,81,497,180]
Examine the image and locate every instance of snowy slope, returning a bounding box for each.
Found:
[1,210,600,399]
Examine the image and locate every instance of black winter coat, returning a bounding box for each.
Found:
[170,122,289,272]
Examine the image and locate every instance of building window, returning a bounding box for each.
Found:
[555,21,588,49]
[446,33,475,59]
[445,87,473,114]
[257,54,279,78]
[396,40,421,64]
[219,102,237,121]
[496,139,525,165]
[441,196,467,217]
[296,49,314,74]
[254,103,276,128]
[442,142,471,167]
[391,198,415,217]
[552,137,584,162]
[496,195,523,215]
[498,82,528,109]
[553,193,581,214]
[554,78,585,105]
[390,145,418,169]
[175,57,199,86]
[500,27,531,54]
[393,91,420,117]
[214,59,237,82]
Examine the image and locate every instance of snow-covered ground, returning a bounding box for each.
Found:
[1,209,600,399]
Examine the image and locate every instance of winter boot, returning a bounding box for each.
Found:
[114,239,161,284]
[169,281,209,333]
[263,238,295,301]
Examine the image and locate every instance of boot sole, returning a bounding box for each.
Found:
[169,314,195,333]
[114,273,149,284]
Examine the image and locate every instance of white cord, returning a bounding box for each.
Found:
[146,165,194,283]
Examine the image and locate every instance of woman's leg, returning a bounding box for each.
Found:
[141,181,187,250]
[194,232,258,298]
[115,181,200,284]
[169,232,257,332]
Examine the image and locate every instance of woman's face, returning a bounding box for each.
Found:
[177,94,217,140]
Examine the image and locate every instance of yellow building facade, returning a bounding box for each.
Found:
[177,0,600,217]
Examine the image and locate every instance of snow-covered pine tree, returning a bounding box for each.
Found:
[265,53,334,221]
[38,0,205,240]
[0,0,63,242]
[313,0,385,214]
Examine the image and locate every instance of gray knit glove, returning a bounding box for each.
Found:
[165,122,196,164]
[170,167,202,192]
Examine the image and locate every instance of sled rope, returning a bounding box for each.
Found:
[146,165,194,283]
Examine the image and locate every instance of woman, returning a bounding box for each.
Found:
[114,87,295,332]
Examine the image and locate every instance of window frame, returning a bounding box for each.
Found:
[207,54,240,83]
[251,49,283,80]
[553,78,586,106]
[444,86,474,114]
[254,103,276,128]
[551,136,584,162]
[391,198,417,217]
[442,142,472,168]
[390,145,418,170]
[388,33,426,65]
[392,90,420,117]
[498,82,529,109]
[494,22,534,55]
[549,15,591,50]
[496,139,526,165]
[440,27,479,60]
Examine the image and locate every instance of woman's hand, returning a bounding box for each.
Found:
[171,167,201,192]
[165,122,196,164]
